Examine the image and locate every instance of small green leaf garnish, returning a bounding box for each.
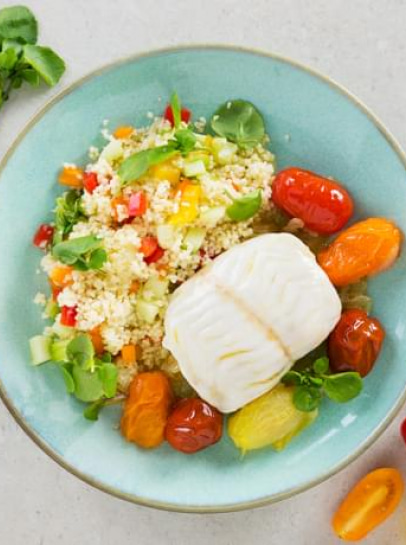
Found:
[211,99,265,148]
[53,190,85,245]
[226,190,262,221]
[0,6,38,44]
[170,92,181,129]
[22,44,65,86]
[293,386,322,412]
[60,364,75,393]
[118,145,178,185]
[174,128,196,155]
[313,357,329,375]
[72,366,104,403]
[83,399,105,421]
[52,235,107,271]
[323,372,363,403]
[66,334,95,370]
[98,363,118,398]
[282,370,303,386]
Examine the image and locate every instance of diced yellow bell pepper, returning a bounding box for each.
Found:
[169,181,202,225]
[150,162,181,184]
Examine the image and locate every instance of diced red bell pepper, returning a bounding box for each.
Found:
[145,246,165,265]
[140,236,158,258]
[60,305,78,327]
[33,224,54,249]
[51,284,62,301]
[164,104,191,126]
[83,172,99,194]
[401,418,406,445]
[129,191,148,217]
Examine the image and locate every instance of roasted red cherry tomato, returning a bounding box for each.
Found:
[165,398,223,454]
[121,371,173,449]
[328,309,385,377]
[318,218,401,286]
[83,172,99,194]
[164,104,191,126]
[332,468,404,541]
[33,224,54,249]
[271,167,354,235]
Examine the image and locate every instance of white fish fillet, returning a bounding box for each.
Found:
[163,233,341,413]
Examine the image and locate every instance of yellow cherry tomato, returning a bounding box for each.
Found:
[332,468,404,541]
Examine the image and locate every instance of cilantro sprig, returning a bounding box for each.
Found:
[283,357,363,412]
[52,235,107,271]
[0,5,65,112]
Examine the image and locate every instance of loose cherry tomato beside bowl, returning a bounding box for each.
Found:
[165,398,223,454]
[328,309,385,377]
[271,167,354,235]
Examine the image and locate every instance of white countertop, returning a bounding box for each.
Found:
[1,1,406,543]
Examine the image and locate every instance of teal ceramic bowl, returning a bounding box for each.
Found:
[1,46,406,513]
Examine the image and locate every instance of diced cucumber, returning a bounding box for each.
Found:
[183,227,206,253]
[199,206,226,227]
[186,151,211,167]
[212,137,238,165]
[29,335,51,366]
[182,160,206,178]
[143,277,169,301]
[52,319,75,340]
[136,299,160,324]
[50,339,70,362]
[157,224,178,250]
[101,139,123,162]
[44,298,59,320]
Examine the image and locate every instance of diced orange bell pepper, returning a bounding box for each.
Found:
[49,266,74,288]
[129,280,140,294]
[121,344,138,365]
[113,126,134,139]
[149,162,181,184]
[58,166,84,189]
[169,180,202,225]
[111,196,129,222]
[89,327,105,355]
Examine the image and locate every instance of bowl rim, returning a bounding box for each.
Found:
[1,44,406,514]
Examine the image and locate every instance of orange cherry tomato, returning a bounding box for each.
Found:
[318,218,401,286]
[332,468,404,541]
[328,309,385,377]
[121,372,173,449]
[165,398,223,454]
[271,167,354,234]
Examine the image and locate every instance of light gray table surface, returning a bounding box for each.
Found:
[1,1,406,543]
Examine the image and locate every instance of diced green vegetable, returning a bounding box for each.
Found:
[50,339,70,362]
[136,299,160,324]
[183,227,206,253]
[211,137,238,165]
[101,139,123,162]
[142,277,169,301]
[44,298,59,319]
[29,335,51,365]
[200,206,225,227]
[182,159,206,178]
[156,224,178,249]
[52,320,75,340]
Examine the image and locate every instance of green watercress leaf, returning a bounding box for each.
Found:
[60,364,75,393]
[87,248,107,270]
[0,47,18,70]
[170,92,181,129]
[293,386,322,412]
[21,68,40,87]
[308,376,324,387]
[66,334,95,370]
[2,38,24,54]
[98,363,118,398]
[0,6,38,44]
[313,356,329,375]
[53,190,85,244]
[83,399,105,421]
[282,370,304,386]
[211,99,265,148]
[226,189,262,221]
[118,144,178,185]
[23,44,65,86]
[324,372,363,403]
[52,235,106,271]
[174,128,196,155]
[72,366,104,402]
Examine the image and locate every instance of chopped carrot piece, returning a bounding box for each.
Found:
[59,166,84,189]
[113,126,134,139]
[121,344,137,365]
[49,266,74,288]
[89,327,104,355]
[129,280,140,294]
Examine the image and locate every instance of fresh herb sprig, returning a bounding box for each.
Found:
[118,92,196,185]
[53,190,85,245]
[54,334,119,419]
[211,99,265,149]
[283,356,363,412]
[226,189,262,221]
[0,6,65,111]
[52,235,107,271]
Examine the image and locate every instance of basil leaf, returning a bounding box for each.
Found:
[66,334,95,370]
[60,364,75,393]
[313,356,329,375]
[0,6,38,44]
[23,44,65,86]
[0,47,17,70]
[174,129,196,155]
[170,92,181,129]
[98,363,118,398]
[282,370,304,386]
[119,145,177,185]
[83,399,105,421]
[324,372,363,403]
[293,386,322,412]
[72,366,104,402]
[211,99,265,148]
[226,190,262,221]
